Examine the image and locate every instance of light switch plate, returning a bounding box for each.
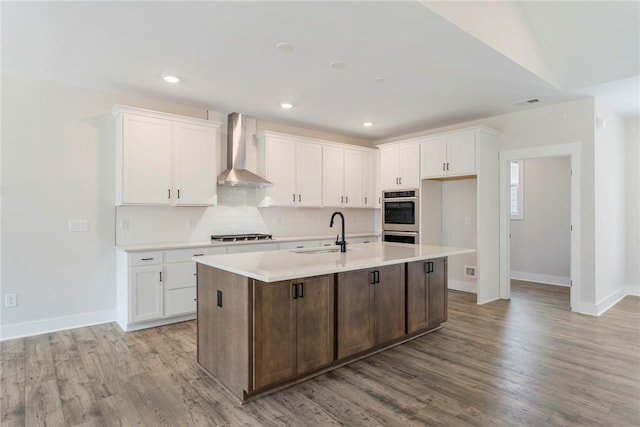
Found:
[68,219,88,232]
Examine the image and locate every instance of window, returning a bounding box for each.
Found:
[510,160,524,220]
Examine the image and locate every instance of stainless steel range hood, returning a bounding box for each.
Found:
[217,112,272,187]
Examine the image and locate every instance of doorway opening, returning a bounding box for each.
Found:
[499,143,581,311]
[509,156,571,307]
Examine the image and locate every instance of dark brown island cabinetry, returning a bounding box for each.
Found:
[337,264,405,358]
[196,252,456,403]
[253,275,334,389]
[406,257,448,333]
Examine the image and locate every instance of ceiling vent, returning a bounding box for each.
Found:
[516,98,541,107]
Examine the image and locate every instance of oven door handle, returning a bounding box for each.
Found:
[382,197,418,203]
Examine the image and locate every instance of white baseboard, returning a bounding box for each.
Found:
[119,313,196,332]
[0,310,115,341]
[625,284,640,296]
[510,271,570,287]
[595,288,628,316]
[448,279,477,294]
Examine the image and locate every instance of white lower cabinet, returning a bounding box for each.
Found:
[129,265,164,323]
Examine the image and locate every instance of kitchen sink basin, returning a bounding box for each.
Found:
[290,247,355,254]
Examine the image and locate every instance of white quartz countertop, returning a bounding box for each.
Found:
[194,242,475,282]
[115,232,379,252]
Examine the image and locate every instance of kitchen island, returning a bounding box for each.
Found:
[194,242,474,403]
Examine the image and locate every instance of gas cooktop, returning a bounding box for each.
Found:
[210,233,273,242]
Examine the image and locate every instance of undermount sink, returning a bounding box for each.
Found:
[290,247,354,254]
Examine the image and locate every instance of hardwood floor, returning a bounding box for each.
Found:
[2,281,639,426]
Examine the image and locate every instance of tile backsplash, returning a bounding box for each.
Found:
[115,187,379,245]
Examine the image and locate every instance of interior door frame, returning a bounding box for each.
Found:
[499,142,581,310]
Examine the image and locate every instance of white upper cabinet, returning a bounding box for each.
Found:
[259,133,322,207]
[380,142,420,190]
[121,114,173,205]
[114,106,220,206]
[173,121,218,205]
[421,131,476,179]
[323,146,375,208]
[296,141,323,207]
[322,146,345,207]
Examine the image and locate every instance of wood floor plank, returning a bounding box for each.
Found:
[2,281,638,426]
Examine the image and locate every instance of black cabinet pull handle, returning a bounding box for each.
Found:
[159,272,162,282]
[442,163,446,171]
[193,253,204,257]
[292,283,298,299]
[341,196,344,203]
[375,270,380,283]
[370,271,376,285]
[141,257,154,261]
[177,189,180,199]
[424,261,434,274]
[364,196,367,204]
[345,196,349,203]
[298,194,301,202]
[293,193,296,202]
[299,283,304,299]
[447,162,450,171]
[168,189,171,198]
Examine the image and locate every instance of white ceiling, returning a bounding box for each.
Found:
[2,1,638,140]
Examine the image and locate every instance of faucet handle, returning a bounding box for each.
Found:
[335,234,340,245]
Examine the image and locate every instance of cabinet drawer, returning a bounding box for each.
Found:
[277,240,321,250]
[128,251,163,266]
[165,262,196,290]
[166,286,197,317]
[164,247,225,263]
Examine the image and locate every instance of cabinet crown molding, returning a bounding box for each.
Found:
[376,125,502,149]
[112,105,222,128]
[259,131,376,153]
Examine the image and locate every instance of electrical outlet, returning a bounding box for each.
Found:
[5,294,17,308]
[119,219,129,230]
[464,217,471,225]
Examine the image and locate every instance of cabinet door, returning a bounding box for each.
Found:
[296,275,335,373]
[122,114,172,204]
[129,265,164,323]
[428,257,448,327]
[337,269,375,358]
[344,149,364,207]
[173,122,217,205]
[399,143,420,188]
[322,146,345,207]
[380,147,400,190]
[361,150,376,208]
[254,280,297,389]
[265,138,297,206]
[406,258,448,333]
[166,286,196,317]
[296,141,323,207]
[373,264,405,345]
[406,261,429,333]
[421,138,448,179]
[447,133,476,176]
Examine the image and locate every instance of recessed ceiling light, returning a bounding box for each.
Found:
[280,102,294,109]
[275,42,294,52]
[362,121,374,127]
[162,75,181,83]
[330,61,346,69]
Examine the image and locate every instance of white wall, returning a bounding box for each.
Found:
[441,179,477,292]
[625,118,640,291]
[378,98,597,309]
[594,101,627,306]
[0,72,207,336]
[510,157,571,285]
[0,73,377,338]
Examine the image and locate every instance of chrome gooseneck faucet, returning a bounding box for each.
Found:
[330,211,347,253]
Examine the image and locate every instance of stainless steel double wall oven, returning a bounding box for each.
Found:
[381,189,419,244]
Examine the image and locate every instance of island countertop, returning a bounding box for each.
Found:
[193,242,475,282]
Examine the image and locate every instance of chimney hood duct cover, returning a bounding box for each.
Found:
[217,113,272,187]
